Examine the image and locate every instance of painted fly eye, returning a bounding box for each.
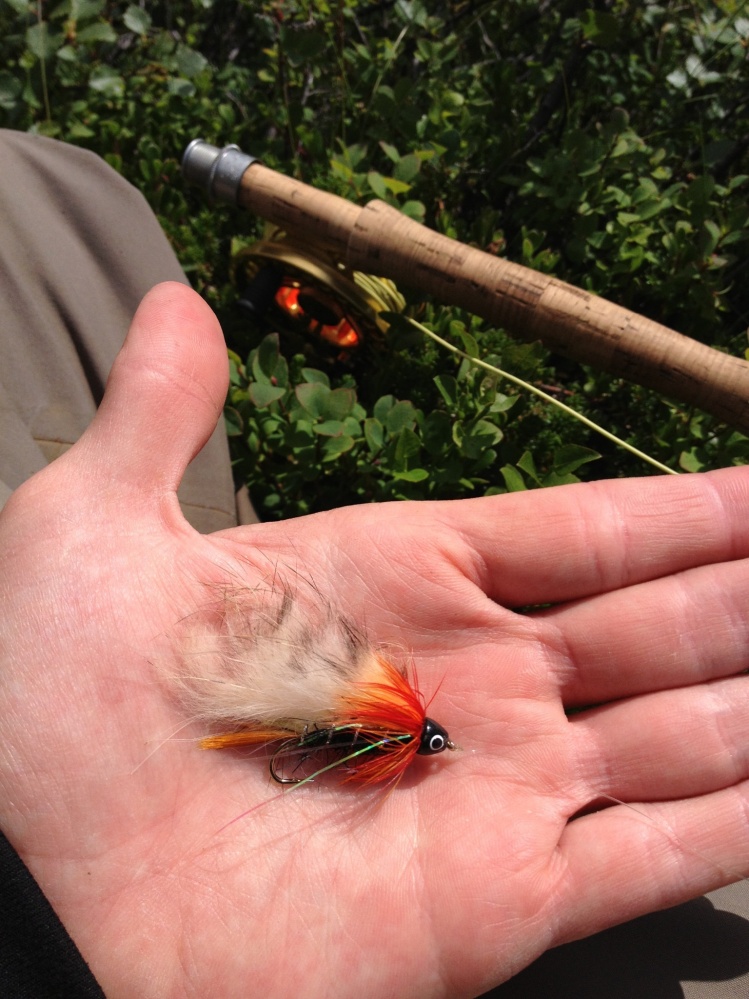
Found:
[417,717,451,756]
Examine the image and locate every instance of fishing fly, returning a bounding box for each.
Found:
[165,571,749,893]
[170,573,456,787]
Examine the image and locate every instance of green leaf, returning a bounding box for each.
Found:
[56,45,79,63]
[322,387,356,420]
[685,54,720,85]
[228,351,243,385]
[453,420,497,459]
[68,121,96,139]
[490,393,518,414]
[248,383,285,408]
[301,368,330,387]
[456,326,479,358]
[341,416,362,437]
[580,10,620,47]
[401,201,426,222]
[273,355,289,388]
[702,219,722,255]
[285,420,315,446]
[382,176,411,195]
[422,410,452,455]
[379,141,400,163]
[543,471,582,487]
[679,449,704,473]
[475,447,498,472]
[295,382,329,418]
[392,426,422,471]
[516,450,541,484]
[473,418,503,447]
[393,467,429,482]
[0,71,22,110]
[88,66,125,97]
[367,171,412,198]
[26,23,64,59]
[70,0,106,18]
[364,418,384,454]
[167,78,196,97]
[224,407,243,437]
[373,395,395,422]
[313,419,346,437]
[500,466,527,491]
[442,90,465,109]
[177,45,209,78]
[76,23,117,43]
[281,25,327,67]
[433,374,457,407]
[385,400,418,433]
[253,333,280,382]
[322,435,355,460]
[367,171,388,199]
[394,153,421,183]
[124,5,152,35]
[551,444,600,475]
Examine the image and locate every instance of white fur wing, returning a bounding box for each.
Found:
[171,583,372,730]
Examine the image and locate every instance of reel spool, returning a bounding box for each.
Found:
[233,227,406,352]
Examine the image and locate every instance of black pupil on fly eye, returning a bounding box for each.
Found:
[417,717,450,756]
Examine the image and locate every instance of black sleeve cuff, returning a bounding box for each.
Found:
[0,830,105,998]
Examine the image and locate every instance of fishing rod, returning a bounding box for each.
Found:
[182,139,749,435]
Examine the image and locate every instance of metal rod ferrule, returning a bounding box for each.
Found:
[181,139,256,205]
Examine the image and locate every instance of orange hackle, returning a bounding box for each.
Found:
[334,655,427,784]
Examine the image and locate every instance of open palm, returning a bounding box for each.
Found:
[1,283,747,999]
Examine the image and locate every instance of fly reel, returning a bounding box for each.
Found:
[233,227,406,353]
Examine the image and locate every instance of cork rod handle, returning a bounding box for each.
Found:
[183,142,749,435]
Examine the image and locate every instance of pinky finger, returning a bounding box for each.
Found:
[555,782,749,945]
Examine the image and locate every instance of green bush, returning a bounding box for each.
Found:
[2,0,747,518]
[226,328,601,518]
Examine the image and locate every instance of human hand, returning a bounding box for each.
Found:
[0,282,747,998]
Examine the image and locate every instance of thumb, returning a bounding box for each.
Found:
[78,281,229,497]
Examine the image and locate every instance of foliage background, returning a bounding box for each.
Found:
[2,0,748,518]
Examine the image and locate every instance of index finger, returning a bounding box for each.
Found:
[450,467,749,608]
